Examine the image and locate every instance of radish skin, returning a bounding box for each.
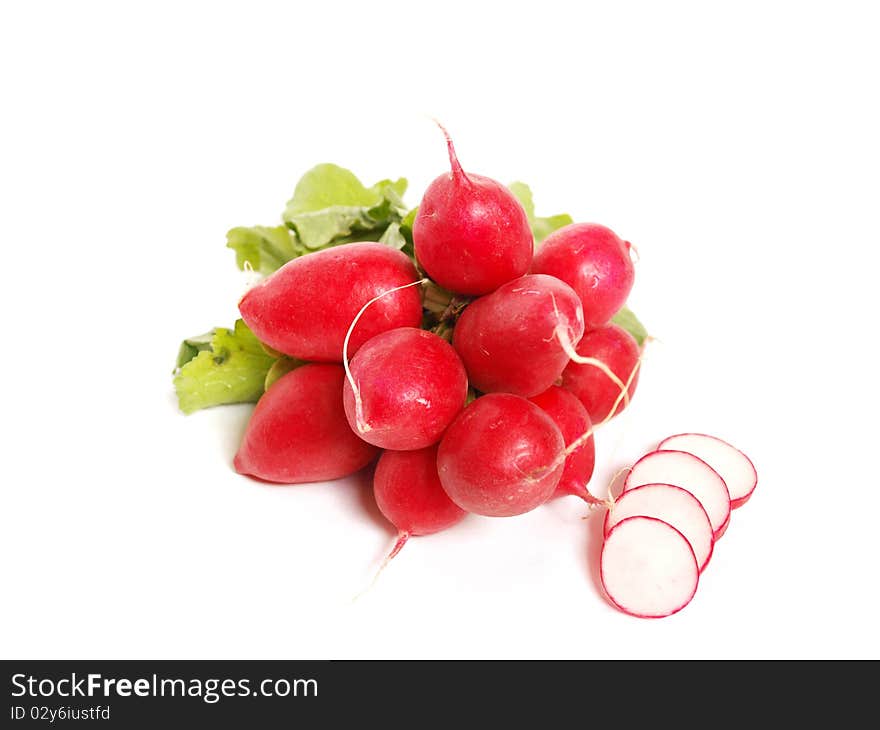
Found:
[234,364,378,484]
[604,483,714,572]
[601,516,699,619]
[528,386,599,504]
[342,327,468,450]
[452,274,585,397]
[531,222,635,328]
[239,242,423,362]
[561,324,641,423]
[658,433,758,508]
[373,445,467,560]
[624,450,731,539]
[437,394,565,517]
[413,130,533,295]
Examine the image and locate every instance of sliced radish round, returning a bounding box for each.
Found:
[658,433,757,509]
[624,450,731,539]
[604,483,714,572]
[600,516,699,618]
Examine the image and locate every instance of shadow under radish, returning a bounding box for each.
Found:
[583,500,608,601]
[219,403,257,466]
[351,460,393,536]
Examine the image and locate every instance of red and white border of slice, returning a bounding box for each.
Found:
[623,450,731,540]
[600,515,700,619]
[604,483,715,572]
[658,433,757,509]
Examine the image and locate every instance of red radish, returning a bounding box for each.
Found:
[437,394,565,517]
[239,242,422,362]
[452,274,585,397]
[600,516,699,618]
[624,450,731,538]
[561,323,641,423]
[413,128,533,295]
[373,445,467,561]
[528,386,599,504]
[342,327,468,450]
[531,222,635,328]
[604,484,714,572]
[234,364,378,483]
[658,433,758,509]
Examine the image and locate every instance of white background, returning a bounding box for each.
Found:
[2,1,878,659]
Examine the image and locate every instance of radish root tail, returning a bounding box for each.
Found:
[580,488,605,507]
[343,279,429,434]
[600,347,642,425]
[554,325,630,410]
[626,240,640,264]
[604,465,633,508]
[536,347,647,482]
[241,260,261,292]
[352,532,410,603]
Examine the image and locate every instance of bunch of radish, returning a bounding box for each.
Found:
[601,434,758,618]
[222,127,755,617]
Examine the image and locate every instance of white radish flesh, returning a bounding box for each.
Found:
[624,450,731,538]
[658,433,757,509]
[600,516,699,618]
[604,483,714,572]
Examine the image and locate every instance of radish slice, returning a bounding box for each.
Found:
[658,433,757,509]
[604,484,714,572]
[600,516,699,618]
[624,450,731,539]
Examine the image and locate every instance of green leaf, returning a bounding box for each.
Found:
[282,165,409,249]
[289,206,376,249]
[378,221,406,250]
[264,356,305,391]
[173,320,276,414]
[175,330,215,370]
[259,341,284,359]
[370,177,408,210]
[226,225,303,275]
[508,181,572,244]
[532,213,573,244]
[508,181,535,221]
[399,206,418,256]
[287,164,383,213]
[612,306,649,347]
[400,207,418,240]
[225,167,410,276]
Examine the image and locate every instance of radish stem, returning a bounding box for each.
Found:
[432,118,469,184]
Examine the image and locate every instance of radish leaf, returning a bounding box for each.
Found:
[226,225,303,276]
[283,165,408,249]
[508,181,573,244]
[264,356,305,391]
[174,320,276,414]
[612,306,648,347]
